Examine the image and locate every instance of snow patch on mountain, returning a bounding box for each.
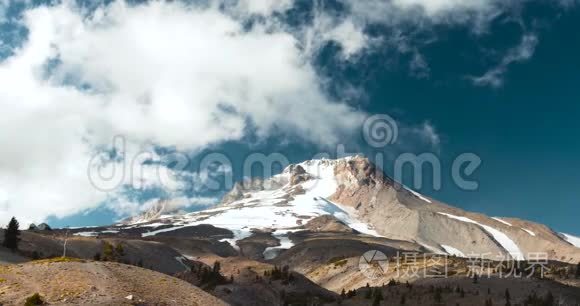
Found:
[441,244,465,257]
[73,231,99,237]
[133,222,167,228]
[521,228,536,236]
[263,235,295,260]
[491,217,512,227]
[417,242,446,255]
[404,187,432,203]
[315,197,380,236]
[561,233,580,248]
[219,229,252,250]
[438,212,524,260]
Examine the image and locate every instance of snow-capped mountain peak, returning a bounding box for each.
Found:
[132,157,378,245]
[110,156,580,263]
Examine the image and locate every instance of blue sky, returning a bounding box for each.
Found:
[0,0,579,235]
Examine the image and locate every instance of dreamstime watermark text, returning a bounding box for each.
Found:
[87,114,482,193]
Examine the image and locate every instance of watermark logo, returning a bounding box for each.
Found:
[363,114,398,147]
[358,250,550,280]
[359,250,389,280]
[86,113,483,194]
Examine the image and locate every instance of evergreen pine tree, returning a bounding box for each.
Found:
[505,288,511,306]
[576,262,580,279]
[372,288,384,306]
[434,287,443,304]
[365,287,372,299]
[2,217,20,251]
[544,291,554,306]
[212,261,221,274]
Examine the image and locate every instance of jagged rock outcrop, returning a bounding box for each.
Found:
[123,200,171,224]
[37,223,51,231]
[288,165,312,185]
[28,223,52,231]
[221,182,245,204]
[221,177,286,205]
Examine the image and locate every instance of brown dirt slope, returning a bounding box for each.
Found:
[0,259,228,305]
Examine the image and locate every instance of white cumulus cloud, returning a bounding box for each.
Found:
[0,0,365,224]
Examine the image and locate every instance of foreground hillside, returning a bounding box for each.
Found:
[0,259,228,305]
[2,228,580,305]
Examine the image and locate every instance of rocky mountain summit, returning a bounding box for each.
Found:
[113,155,580,263]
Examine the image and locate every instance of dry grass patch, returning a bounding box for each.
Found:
[31,257,85,265]
[0,265,11,274]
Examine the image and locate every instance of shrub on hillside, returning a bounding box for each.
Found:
[24,293,44,305]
